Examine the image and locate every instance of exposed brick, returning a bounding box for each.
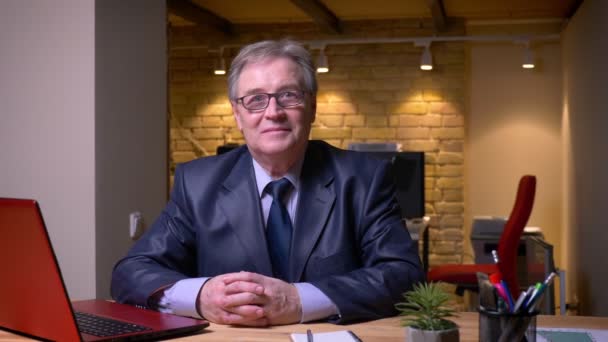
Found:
[425,164,436,177]
[422,90,443,102]
[438,228,464,241]
[431,127,465,139]
[372,91,394,102]
[317,91,352,102]
[443,190,464,202]
[192,128,225,139]
[432,241,460,254]
[366,116,388,127]
[352,127,395,139]
[172,151,196,163]
[435,202,464,214]
[317,102,357,114]
[170,58,198,70]
[201,116,223,127]
[443,115,464,127]
[311,127,352,140]
[171,104,195,117]
[196,103,232,116]
[180,116,201,128]
[401,140,439,152]
[437,152,464,164]
[437,165,463,177]
[437,177,463,190]
[388,102,427,114]
[358,102,385,116]
[440,141,464,152]
[440,215,464,227]
[426,189,442,201]
[175,140,193,151]
[398,115,422,127]
[388,115,400,127]
[397,127,430,139]
[318,115,344,127]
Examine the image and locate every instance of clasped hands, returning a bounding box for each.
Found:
[197,271,302,326]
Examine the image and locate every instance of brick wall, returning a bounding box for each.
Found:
[168,22,466,267]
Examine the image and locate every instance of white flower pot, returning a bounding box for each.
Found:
[405,326,460,342]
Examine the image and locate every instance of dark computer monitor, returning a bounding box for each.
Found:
[364,151,425,219]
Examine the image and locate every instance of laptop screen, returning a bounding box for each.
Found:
[0,198,81,340]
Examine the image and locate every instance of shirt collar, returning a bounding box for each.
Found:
[252,156,304,198]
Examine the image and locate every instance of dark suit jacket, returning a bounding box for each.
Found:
[111,140,424,323]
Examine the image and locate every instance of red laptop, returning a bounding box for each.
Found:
[0,198,209,341]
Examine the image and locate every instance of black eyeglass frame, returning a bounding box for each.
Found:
[235,90,308,112]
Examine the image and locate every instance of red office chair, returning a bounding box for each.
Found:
[427,175,536,297]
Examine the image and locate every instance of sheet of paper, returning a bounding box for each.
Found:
[537,327,608,342]
[290,330,360,342]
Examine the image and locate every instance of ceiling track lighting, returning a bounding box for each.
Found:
[420,45,433,71]
[316,51,329,73]
[414,40,433,71]
[522,42,535,69]
[213,47,226,75]
[200,34,557,75]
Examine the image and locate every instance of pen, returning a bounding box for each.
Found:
[500,279,515,312]
[525,272,557,312]
[307,329,314,342]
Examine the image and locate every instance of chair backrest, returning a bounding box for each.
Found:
[497,175,536,296]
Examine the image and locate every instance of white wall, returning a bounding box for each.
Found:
[0,0,96,299]
[562,0,608,316]
[466,43,563,270]
[0,0,167,300]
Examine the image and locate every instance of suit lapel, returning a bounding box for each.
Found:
[289,145,336,282]
[217,150,273,276]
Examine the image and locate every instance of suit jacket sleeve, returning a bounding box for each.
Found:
[111,164,198,307]
[309,158,426,324]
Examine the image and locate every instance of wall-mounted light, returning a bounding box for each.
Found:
[522,43,535,69]
[316,48,329,73]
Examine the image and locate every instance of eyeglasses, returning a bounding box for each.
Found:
[236,90,307,112]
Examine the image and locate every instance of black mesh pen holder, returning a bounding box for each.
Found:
[479,306,539,342]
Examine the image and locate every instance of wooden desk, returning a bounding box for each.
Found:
[1,313,607,341]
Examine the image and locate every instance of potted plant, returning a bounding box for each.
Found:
[395,282,460,342]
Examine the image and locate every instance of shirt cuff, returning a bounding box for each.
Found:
[156,277,209,319]
[294,282,339,323]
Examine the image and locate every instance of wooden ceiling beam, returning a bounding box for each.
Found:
[167,0,233,35]
[426,0,447,32]
[289,0,342,34]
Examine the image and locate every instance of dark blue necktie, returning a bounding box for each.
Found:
[265,178,293,281]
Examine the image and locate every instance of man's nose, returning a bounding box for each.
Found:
[264,97,285,119]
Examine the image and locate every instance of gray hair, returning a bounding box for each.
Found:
[227,39,317,100]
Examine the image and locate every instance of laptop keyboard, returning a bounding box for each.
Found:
[75,311,152,337]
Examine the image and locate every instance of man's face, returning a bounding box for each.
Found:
[232,57,316,161]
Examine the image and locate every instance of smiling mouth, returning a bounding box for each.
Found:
[262,127,290,133]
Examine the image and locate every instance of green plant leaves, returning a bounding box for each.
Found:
[395,282,458,331]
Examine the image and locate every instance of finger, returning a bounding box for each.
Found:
[223,291,266,307]
[224,280,264,295]
[224,304,265,318]
[220,310,266,326]
[222,271,262,284]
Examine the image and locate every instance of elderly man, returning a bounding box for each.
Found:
[111,39,424,326]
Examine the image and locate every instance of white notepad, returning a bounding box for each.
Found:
[290,330,361,342]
